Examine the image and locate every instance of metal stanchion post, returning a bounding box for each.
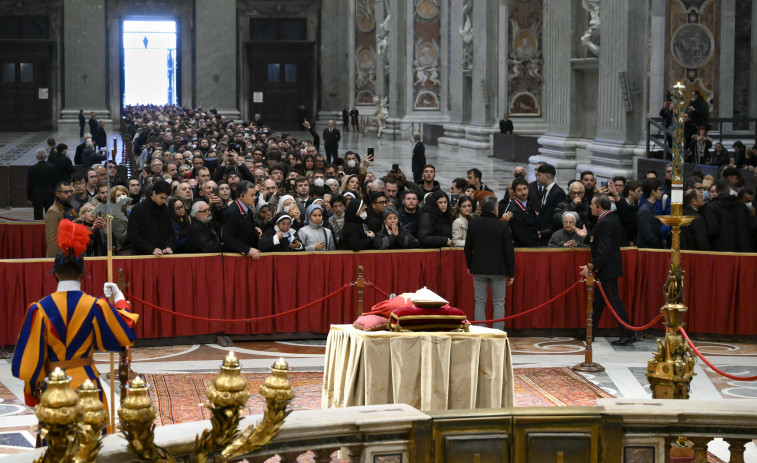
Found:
[356,265,365,318]
[573,264,605,372]
[116,269,132,401]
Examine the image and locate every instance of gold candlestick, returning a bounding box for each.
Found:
[646,81,697,399]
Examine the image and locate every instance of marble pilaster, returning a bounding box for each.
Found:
[580,0,646,179]
[719,0,735,134]
[533,0,578,181]
[752,0,757,123]
[437,0,466,151]
[195,0,238,118]
[58,0,110,138]
[318,0,351,126]
[647,0,666,121]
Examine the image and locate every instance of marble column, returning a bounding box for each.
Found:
[647,0,666,120]
[579,0,647,180]
[195,0,238,118]
[719,0,735,134]
[318,0,351,126]
[459,0,496,159]
[437,0,467,151]
[533,0,579,181]
[58,0,110,137]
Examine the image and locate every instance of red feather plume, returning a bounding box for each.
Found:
[57,219,91,256]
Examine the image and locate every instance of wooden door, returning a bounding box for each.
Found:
[0,41,53,131]
[247,41,315,131]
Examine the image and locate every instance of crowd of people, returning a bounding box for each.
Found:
[30,105,757,259]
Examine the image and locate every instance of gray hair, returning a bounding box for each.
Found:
[36,149,47,161]
[480,194,498,214]
[190,200,207,218]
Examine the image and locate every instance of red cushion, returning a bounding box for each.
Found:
[364,296,450,317]
[353,314,389,331]
[389,306,468,332]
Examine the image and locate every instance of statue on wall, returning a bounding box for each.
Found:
[356,46,377,89]
[580,0,600,57]
[459,0,473,72]
[373,95,389,138]
[413,39,441,89]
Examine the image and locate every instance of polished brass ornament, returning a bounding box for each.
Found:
[73,380,107,463]
[118,376,177,463]
[33,368,81,463]
[221,359,295,460]
[195,351,251,463]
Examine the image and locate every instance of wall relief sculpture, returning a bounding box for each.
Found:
[671,23,714,69]
[580,0,600,57]
[507,0,542,116]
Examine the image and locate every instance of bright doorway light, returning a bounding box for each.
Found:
[122,20,177,106]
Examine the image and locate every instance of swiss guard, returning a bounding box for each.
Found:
[11,219,139,407]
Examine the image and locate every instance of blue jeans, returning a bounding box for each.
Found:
[472,274,508,330]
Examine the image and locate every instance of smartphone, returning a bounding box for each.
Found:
[392,163,400,172]
[367,147,375,159]
[212,186,220,196]
[450,194,458,208]
[601,181,608,188]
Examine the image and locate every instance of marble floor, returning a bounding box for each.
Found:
[1,336,756,459]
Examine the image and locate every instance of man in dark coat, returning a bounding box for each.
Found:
[680,188,710,251]
[704,178,757,252]
[464,194,515,330]
[635,178,665,249]
[322,120,341,164]
[499,113,514,134]
[222,181,262,259]
[411,132,426,184]
[78,110,86,138]
[47,143,74,184]
[507,177,540,247]
[93,120,107,150]
[27,149,58,219]
[187,200,224,253]
[126,180,176,255]
[88,111,98,135]
[535,163,566,244]
[580,194,635,346]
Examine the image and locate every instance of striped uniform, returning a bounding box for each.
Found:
[11,291,139,406]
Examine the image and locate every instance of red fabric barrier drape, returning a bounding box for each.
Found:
[0,222,46,259]
[2,248,757,345]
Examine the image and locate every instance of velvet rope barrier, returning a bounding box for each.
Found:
[596,281,663,331]
[367,282,392,298]
[124,284,350,323]
[0,215,25,221]
[679,327,757,381]
[470,279,583,324]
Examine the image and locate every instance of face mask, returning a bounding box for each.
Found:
[347,160,356,168]
[746,202,752,209]
[314,178,325,187]
[359,211,368,220]
[116,194,126,202]
[702,191,710,200]
[610,202,617,212]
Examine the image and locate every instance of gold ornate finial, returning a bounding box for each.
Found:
[119,378,177,463]
[73,380,107,463]
[195,351,251,463]
[220,360,295,460]
[33,368,80,463]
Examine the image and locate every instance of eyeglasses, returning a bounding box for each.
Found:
[375,200,387,205]
[175,204,185,210]
[197,208,211,214]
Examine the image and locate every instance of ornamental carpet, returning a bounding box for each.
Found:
[143,367,613,427]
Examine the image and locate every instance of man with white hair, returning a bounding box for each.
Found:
[27,149,58,219]
[187,201,223,253]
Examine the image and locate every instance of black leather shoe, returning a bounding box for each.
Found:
[611,337,635,346]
